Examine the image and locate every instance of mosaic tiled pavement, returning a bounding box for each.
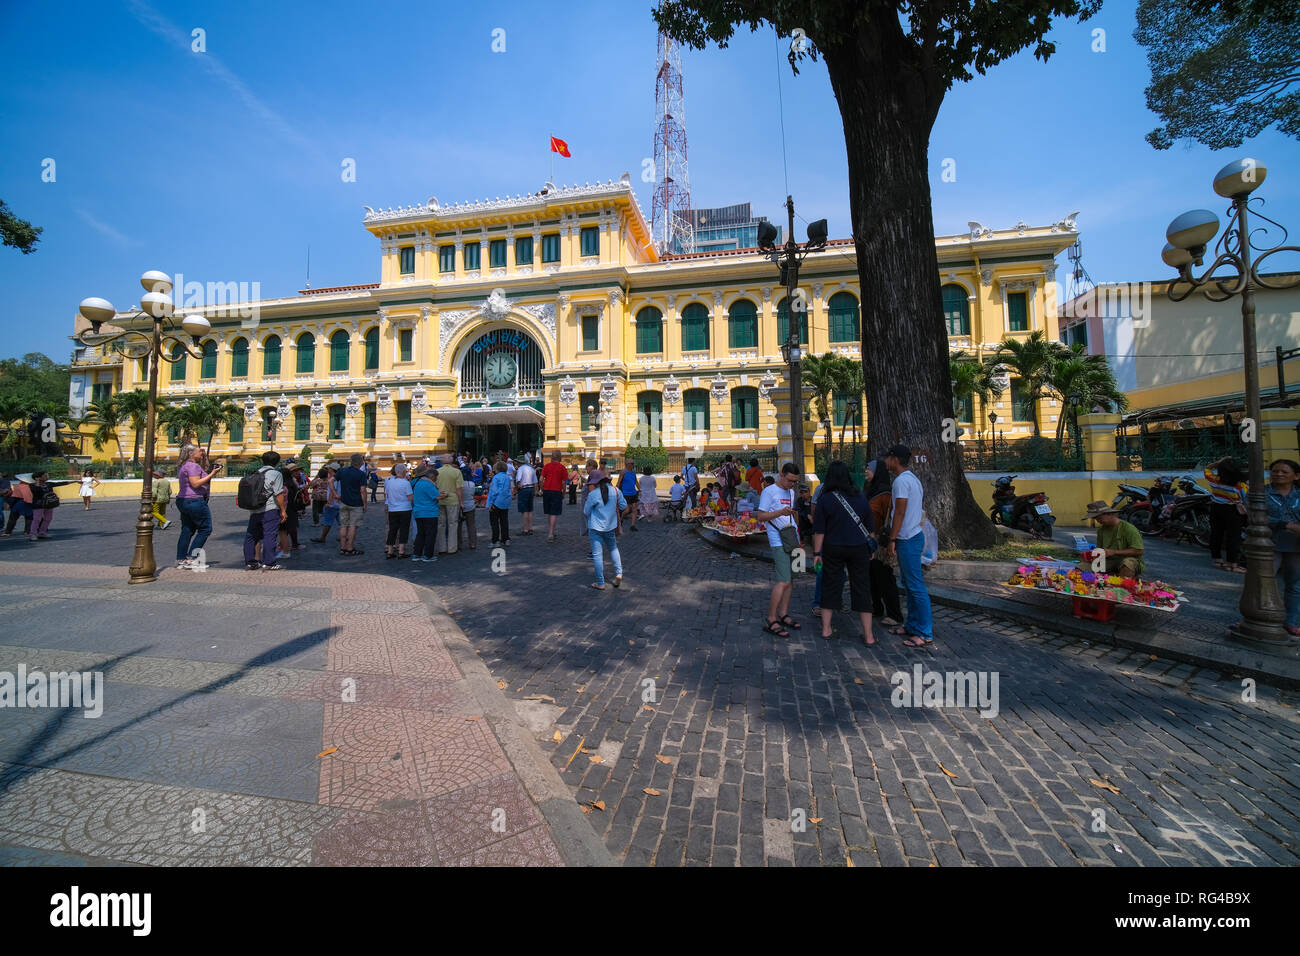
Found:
[2,498,1300,866]
[0,558,583,866]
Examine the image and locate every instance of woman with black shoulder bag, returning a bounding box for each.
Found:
[811,460,877,645]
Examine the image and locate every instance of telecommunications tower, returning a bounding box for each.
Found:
[651,24,694,254]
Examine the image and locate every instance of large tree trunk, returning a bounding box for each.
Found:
[823,22,995,548]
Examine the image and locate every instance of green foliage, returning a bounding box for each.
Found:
[0,353,70,440]
[300,444,313,465]
[1135,0,1300,149]
[0,199,42,254]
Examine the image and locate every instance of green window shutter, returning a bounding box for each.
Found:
[681,303,709,351]
[637,392,663,432]
[439,245,455,273]
[168,425,180,445]
[330,331,349,372]
[328,406,344,440]
[261,409,274,442]
[464,242,480,270]
[1010,379,1034,420]
[231,339,249,377]
[635,307,663,354]
[541,233,561,263]
[170,344,186,381]
[399,329,413,362]
[228,416,243,442]
[580,226,599,257]
[399,246,415,275]
[489,239,506,267]
[958,393,974,423]
[579,393,599,430]
[832,396,847,426]
[941,285,971,336]
[777,299,808,345]
[263,338,281,375]
[296,334,314,373]
[827,292,861,343]
[581,315,599,351]
[364,328,379,369]
[294,407,309,441]
[396,400,411,437]
[1008,292,1029,332]
[515,236,533,266]
[200,341,217,379]
[731,387,758,429]
[727,299,757,349]
[684,389,709,431]
[363,403,375,439]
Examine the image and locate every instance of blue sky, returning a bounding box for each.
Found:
[2,0,1297,363]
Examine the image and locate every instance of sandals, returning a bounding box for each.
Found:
[762,619,790,638]
[612,575,622,588]
[887,626,909,636]
[902,635,934,648]
[590,583,606,590]
[779,615,802,631]
[340,549,364,556]
[1228,565,1247,574]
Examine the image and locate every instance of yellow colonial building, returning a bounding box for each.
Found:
[70,177,1078,465]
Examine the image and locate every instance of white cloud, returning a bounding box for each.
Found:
[76,209,142,248]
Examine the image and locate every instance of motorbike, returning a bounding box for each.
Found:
[988,475,1055,539]
[1124,476,1176,536]
[1111,481,1150,523]
[1157,476,1212,548]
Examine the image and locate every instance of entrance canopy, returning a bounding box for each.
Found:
[425,405,545,426]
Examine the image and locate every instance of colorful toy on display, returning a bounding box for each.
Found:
[1004,563,1185,611]
[703,515,765,539]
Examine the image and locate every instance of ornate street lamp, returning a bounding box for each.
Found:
[77,272,208,585]
[1068,391,1083,466]
[760,199,827,469]
[1161,157,1298,644]
[988,411,999,470]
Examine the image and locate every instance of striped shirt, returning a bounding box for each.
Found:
[1204,467,1246,506]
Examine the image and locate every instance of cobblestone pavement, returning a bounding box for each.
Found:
[0,541,583,866]
[3,498,1299,866]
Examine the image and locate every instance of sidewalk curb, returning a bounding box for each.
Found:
[928,583,1300,689]
[411,584,617,867]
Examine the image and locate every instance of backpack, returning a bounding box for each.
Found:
[236,467,272,510]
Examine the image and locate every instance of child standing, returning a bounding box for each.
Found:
[152,470,173,529]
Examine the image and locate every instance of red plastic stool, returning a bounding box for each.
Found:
[1072,596,1115,621]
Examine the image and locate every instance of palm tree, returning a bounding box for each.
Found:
[833,358,865,456]
[989,331,1065,438]
[115,388,150,467]
[950,350,1002,428]
[1042,345,1129,447]
[159,395,242,455]
[802,352,842,463]
[87,395,128,473]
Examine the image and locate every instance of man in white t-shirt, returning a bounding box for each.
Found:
[884,444,933,646]
[515,458,537,535]
[756,462,803,638]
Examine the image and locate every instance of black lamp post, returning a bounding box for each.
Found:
[988,411,999,470]
[77,272,209,585]
[760,200,827,470]
[1161,157,1298,645]
[1068,391,1082,467]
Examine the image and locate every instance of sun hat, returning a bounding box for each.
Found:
[15,473,34,484]
[1081,500,1122,521]
[411,464,430,479]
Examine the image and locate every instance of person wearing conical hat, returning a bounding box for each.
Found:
[1077,500,1145,578]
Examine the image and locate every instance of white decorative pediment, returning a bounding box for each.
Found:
[558,375,577,405]
[376,384,393,411]
[758,369,778,400]
[243,396,258,420]
[521,302,556,340]
[345,392,361,416]
[275,395,290,421]
[411,383,427,411]
[310,392,325,417]
[710,373,729,403]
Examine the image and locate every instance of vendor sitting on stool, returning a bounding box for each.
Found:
[1077,500,1145,578]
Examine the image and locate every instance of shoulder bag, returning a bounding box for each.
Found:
[832,492,876,552]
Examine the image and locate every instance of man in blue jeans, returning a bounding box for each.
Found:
[243,451,288,571]
[883,443,933,646]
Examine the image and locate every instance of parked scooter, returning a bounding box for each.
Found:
[1124,475,1176,535]
[1157,475,1212,547]
[989,475,1055,538]
[1111,481,1150,523]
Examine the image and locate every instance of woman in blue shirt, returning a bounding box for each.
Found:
[410,464,443,563]
[1266,458,1300,636]
[487,461,513,545]
[583,475,627,589]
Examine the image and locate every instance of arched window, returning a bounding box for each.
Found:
[827,292,860,343]
[228,415,243,443]
[169,342,187,381]
[635,306,663,354]
[942,284,971,336]
[293,406,310,441]
[683,388,710,431]
[329,330,350,372]
[681,302,710,352]
[260,408,276,443]
[262,336,281,376]
[731,386,759,430]
[230,337,249,377]
[637,391,663,433]
[727,299,758,349]
[199,340,217,379]
[363,402,376,439]
[296,332,315,374]
[776,297,809,346]
[327,404,345,441]
[364,327,379,370]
